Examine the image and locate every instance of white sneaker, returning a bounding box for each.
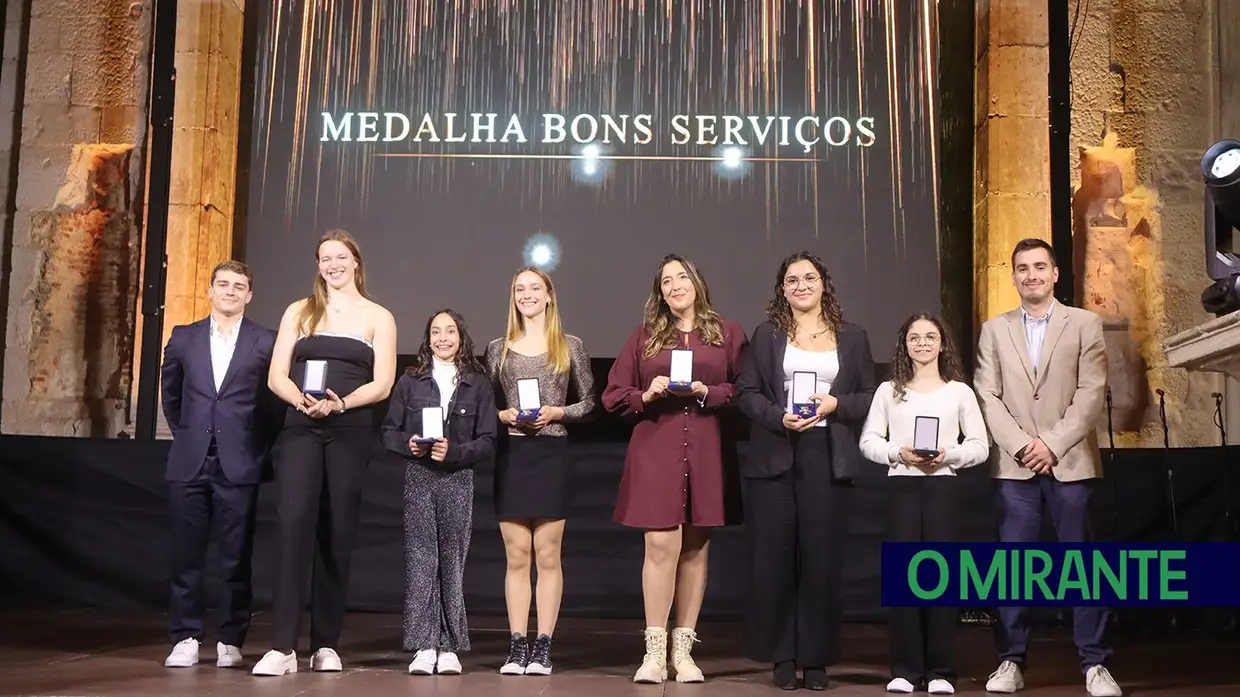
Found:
[928,678,955,694]
[408,648,436,675]
[985,661,1024,692]
[436,651,462,675]
[1086,666,1122,696]
[164,638,199,668]
[885,677,915,693]
[311,647,342,672]
[216,642,243,668]
[251,649,297,676]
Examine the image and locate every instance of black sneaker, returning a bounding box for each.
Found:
[499,633,529,675]
[525,634,553,675]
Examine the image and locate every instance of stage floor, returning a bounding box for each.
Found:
[1,610,1235,696]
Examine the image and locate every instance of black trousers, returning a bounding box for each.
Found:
[168,452,259,646]
[271,426,372,651]
[743,428,851,667]
[886,475,958,684]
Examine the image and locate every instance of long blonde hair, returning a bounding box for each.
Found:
[500,266,571,374]
[295,229,371,337]
[642,253,724,359]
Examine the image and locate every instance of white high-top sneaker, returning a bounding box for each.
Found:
[1085,666,1122,696]
[632,627,668,684]
[670,627,704,683]
[164,638,199,668]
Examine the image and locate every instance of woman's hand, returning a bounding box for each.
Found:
[498,407,519,425]
[530,406,564,429]
[430,439,449,462]
[810,393,837,418]
[782,412,819,431]
[409,436,430,458]
[642,376,670,403]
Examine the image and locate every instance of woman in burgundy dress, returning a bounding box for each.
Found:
[602,253,748,685]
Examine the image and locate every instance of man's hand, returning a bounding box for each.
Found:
[430,439,449,463]
[1020,438,1056,473]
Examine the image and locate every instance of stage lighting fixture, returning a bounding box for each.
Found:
[1199,139,1240,316]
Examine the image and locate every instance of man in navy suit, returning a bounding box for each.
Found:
[160,260,279,668]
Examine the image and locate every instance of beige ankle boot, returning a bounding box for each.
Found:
[670,627,704,683]
[632,627,668,683]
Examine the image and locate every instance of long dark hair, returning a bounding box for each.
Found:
[888,312,963,402]
[405,309,485,379]
[642,253,724,359]
[766,250,843,342]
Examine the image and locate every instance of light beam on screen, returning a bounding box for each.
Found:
[523,234,561,272]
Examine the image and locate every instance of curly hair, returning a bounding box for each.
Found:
[406,308,486,379]
[888,312,963,402]
[765,250,843,342]
[641,254,724,359]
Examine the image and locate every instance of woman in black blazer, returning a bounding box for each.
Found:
[735,251,877,690]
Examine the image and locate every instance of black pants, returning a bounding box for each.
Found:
[887,475,958,684]
[743,428,850,667]
[168,453,259,646]
[271,426,372,651]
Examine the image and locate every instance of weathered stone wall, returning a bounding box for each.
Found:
[1067,0,1228,447]
[0,0,246,437]
[0,0,145,436]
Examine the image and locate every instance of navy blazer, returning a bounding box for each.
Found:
[735,319,877,481]
[381,368,497,472]
[160,316,279,485]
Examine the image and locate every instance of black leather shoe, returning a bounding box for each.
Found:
[803,667,828,690]
[773,661,797,690]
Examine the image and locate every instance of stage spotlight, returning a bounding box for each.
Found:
[714,145,750,179]
[523,233,560,271]
[572,143,608,184]
[1199,139,1240,315]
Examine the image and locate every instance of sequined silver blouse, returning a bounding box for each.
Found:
[484,335,596,437]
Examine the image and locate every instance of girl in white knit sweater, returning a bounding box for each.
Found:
[859,313,989,695]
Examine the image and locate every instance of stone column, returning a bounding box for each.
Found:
[129,0,246,437]
[1,0,145,436]
[973,1,1051,325]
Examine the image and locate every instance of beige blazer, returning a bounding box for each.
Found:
[973,305,1108,482]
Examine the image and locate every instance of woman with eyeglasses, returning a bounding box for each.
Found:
[734,250,876,690]
[859,312,988,695]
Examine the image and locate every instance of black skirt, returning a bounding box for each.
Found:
[493,434,574,520]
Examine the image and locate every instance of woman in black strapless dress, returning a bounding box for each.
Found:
[251,230,397,677]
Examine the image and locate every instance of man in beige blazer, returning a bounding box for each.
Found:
[973,239,1121,697]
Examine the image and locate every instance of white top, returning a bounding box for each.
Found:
[208,316,240,392]
[859,380,990,476]
[783,344,839,429]
[432,359,458,411]
[1021,300,1056,374]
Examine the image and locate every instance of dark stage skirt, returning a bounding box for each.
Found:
[493,434,574,520]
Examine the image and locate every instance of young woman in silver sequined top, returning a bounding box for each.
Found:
[484,266,596,676]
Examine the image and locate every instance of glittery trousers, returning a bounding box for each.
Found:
[402,462,474,652]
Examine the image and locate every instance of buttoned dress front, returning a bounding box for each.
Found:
[603,319,749,529]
